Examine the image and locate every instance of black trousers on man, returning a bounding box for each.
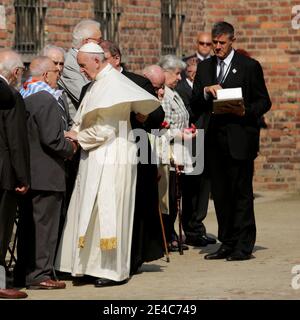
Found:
[15,190,63,286]
[182,173,210,242]
[207,131,256,255]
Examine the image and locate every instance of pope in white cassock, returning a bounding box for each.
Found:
[54,43,160,286]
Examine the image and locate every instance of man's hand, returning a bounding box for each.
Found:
[65,130,78,141]
[135,113,148,123]
[15,185,29,195]
[204,84,223,98]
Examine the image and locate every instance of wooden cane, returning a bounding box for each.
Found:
[176,166,184,255]
[158,204,170,263]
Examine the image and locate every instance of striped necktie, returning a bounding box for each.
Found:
[216,60,225,84]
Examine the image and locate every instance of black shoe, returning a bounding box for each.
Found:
[94,278,128,287]
[204,247,232,260]
[226,252,252,261]
[168,241,189,252]
[185,234,216,247]
[201,234,217,245]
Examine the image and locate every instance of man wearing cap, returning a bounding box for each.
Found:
[55,43,160,287]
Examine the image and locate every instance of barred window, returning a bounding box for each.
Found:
[14,0,47,57]
[161,0,185,56]
[94,0,121,42]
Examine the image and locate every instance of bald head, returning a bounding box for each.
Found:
[30,56,55,77]
[40,45,65,73]
[0,49,24,87]
[30,56,59,89]
[196,32,212,58]
[143,65,165,100]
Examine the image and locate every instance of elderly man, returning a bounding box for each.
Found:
[0,49,30,299]
[59,19,102,119]
[41,45,76,211]
[55,43,160,287]
[40,45,73,130]
[15,56,77,289]
[143,65,166,101]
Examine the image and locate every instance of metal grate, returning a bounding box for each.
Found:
[94,0,121,42]
[161,0,185,56]
[14,0,47,55]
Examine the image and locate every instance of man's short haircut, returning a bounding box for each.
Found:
[0,49,23,79]
[30,56,54,77]
[72,19,101,49]
[100,40,122,58]
[40,45,66,58]
[212,21,235,39]
[158,54,186,71]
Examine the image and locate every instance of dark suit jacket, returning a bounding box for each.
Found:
[175,79,197,125]
[24,91,74,192]
[176,78,193,107]
[0,86,30,190]
[191,51,272,160]
[0,78,15,109]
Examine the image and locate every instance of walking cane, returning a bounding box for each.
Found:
[158,204,170,263]
[175,165,184,255]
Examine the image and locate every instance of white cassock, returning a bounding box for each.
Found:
[55,64,160,281]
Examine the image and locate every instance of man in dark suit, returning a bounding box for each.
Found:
[0,50,30,299]
[15,56,77,289]
[191,22,271,261]
[0,77,15,109]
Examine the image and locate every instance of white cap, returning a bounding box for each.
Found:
[79,43,104,54]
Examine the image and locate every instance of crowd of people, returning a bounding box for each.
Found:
[0,19,271,299]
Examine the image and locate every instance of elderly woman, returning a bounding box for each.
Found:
[158,55,194,252]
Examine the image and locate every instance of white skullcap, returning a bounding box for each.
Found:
[79,43,104,54]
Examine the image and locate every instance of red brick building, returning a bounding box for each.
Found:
[0,0,299,192]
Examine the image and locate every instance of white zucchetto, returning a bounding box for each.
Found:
[79,43,104,54]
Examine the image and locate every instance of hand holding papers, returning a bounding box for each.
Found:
[213,88,245,116]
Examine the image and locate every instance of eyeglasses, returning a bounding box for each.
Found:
[53,61,64,67]
[198,41,212,46]
[86,37,103,44]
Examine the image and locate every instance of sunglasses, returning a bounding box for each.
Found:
[198,41,212,46]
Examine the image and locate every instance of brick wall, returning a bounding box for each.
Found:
[203,0,300,191]
[0,0,299,192]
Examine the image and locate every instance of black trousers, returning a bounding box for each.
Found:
[208,136,256,254]
[182,172,210,240]
[0,190,17,267]
[15,190,63,285]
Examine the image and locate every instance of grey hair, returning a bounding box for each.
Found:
[212,21,235,39]
[72,19,101,49]
[0,49,24,79]
[158,55,186,71]
[40,44,66,58]
[29,56,54,77]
